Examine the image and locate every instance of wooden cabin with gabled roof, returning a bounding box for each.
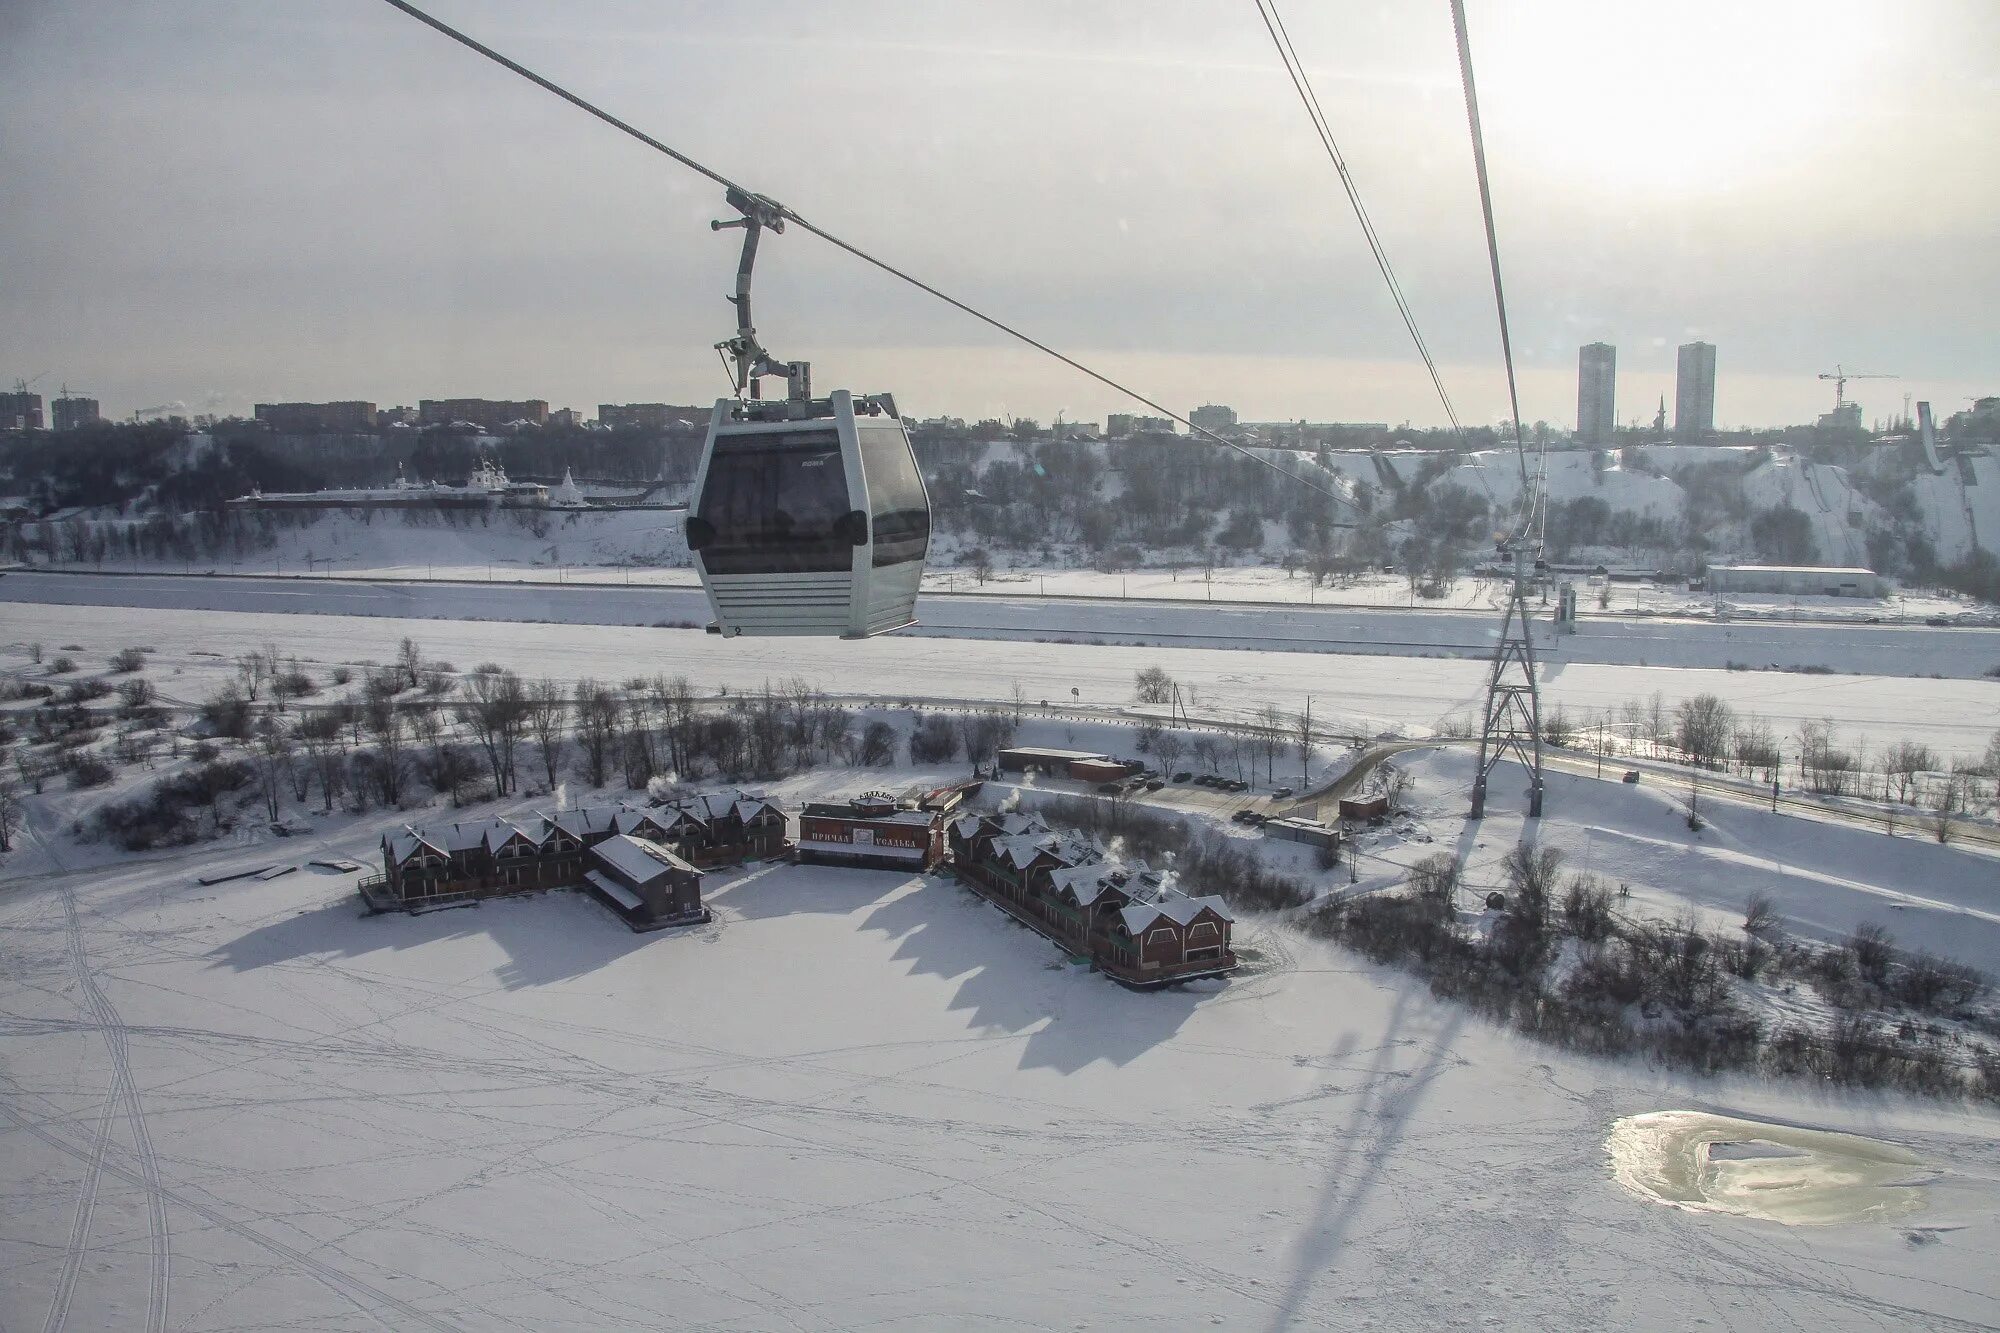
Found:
[364,788,786,916]
[947,807,1236,987]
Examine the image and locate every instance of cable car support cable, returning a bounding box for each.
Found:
[375,0,1352,508]
[1250,0,1465,441]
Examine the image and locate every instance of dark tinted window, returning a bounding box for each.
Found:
[695,429,855,574]
[858,425,929,567]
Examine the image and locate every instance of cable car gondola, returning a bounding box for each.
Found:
[687,389,930,637]
[682,188,931,637]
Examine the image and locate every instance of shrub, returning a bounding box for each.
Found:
[89,758,255,850]
[909,714,960,764]
[1891,951,1989,1014]
[60,678,112,704]
[109,647,147,673]
[66,754,114,789]
[330,666,353,685]
[1849,922,1895,986]
[273,670,316,700]
[199,684,253,740]
[1742,891,1779,938]
[1407,853,1460,918]
[1561,875,1617,942]
[49,656,77,674]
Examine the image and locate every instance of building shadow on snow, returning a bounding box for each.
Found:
[860,879,1201,1072]
[705,861,916,921]
[207,888,657,991]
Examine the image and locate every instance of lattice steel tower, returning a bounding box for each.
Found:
[1469,543,1544,819]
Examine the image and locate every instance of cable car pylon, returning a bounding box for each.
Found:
[1469,540,1544,819]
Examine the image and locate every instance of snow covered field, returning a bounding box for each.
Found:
[3,599,1999,765]
[5,748,2000,1329]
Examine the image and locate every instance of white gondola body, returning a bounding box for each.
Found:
[687,390,930,637]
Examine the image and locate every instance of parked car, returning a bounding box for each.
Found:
[1171,771,1192,783]
[1230,809,1257,824]
[1226,780,1250,792]
[1096,782,1124,795]
[1925,615,1951,626]
[1622,770,1642,784]
[1143,779,1165,791]
[1272,786,1294,799]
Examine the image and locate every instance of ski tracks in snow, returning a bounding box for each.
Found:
[46,878,170,1333]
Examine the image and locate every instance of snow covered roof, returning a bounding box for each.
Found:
[1049,862,1130,908]
[389,792,766,865]
[990,833,1062,870]
[804,801,934,826]
[657,789,779,824]
[1710,564,1878,577]
[953,810,1046,841]
[1121,892,1233,935]
[591,834,694,886]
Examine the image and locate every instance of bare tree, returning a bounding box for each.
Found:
[398,636,425,690]
[1883,740,1936,806]
[1192,735,1221,775]
[1133,666,1175,704]
[1407,852,1460,917]
[0,774,20,853]
[14,748,54,795]
[1931,765,1966,845]
[235,648,270,702]
[1257,704,1286,783]
[1152,730,1186,775]
[1673,693,1735,770]
[573,680,621,787]
[526,678,569,789]
[1292,709,1314,786]
[651,674,698,777]
[361,694,409,806]
[456,669,529,796]
[297,710,347,813]
[251,715,295,822]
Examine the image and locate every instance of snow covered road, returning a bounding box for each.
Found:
[8,570,2000,677]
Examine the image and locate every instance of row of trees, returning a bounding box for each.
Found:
[1534,689,2000,839]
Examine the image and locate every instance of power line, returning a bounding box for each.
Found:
[375,0,1356,511]
[1250,0,1465,441]
[1447,0,1542,546]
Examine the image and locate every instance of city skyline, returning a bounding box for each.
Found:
[3,2,1994,429]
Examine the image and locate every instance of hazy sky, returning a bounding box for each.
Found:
[3,1,1994,430]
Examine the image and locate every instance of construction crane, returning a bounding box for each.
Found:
[1818,364,1897,411]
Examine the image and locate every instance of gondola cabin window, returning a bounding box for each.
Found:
[857,425,929,567]
[694,429,852,574]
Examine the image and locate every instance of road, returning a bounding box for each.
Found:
[7,569,2000,677]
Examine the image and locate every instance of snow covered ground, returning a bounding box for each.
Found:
[3,599,1999,766]
[5,747,2000,1328]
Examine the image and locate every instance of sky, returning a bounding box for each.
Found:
[2,0,1995,431]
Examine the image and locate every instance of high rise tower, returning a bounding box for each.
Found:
[1675,341,1716,441]
[1577,343,1615,445]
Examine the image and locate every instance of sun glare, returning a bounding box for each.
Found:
[1477,2,1889,195]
